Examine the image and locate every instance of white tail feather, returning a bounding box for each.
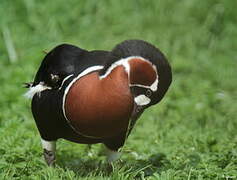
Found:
[24,83,51,99]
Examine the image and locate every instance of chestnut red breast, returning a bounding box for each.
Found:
[64,66,134,138]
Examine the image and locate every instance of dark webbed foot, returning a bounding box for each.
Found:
[43,149,56,166]
[41,139,56,166]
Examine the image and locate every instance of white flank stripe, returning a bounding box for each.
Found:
[62,65,104,138]
[24,82,51,99]
[59,74,74,90]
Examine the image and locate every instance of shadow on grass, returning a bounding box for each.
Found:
[56,151,172,178]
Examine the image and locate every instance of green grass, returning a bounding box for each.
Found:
[0,0,237,179]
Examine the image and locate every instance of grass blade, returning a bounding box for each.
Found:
[2,25,18,63]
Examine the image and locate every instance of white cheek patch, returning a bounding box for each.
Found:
[134,95,151,106]
[24,82,51,99]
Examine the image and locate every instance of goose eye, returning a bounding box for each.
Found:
[50,74,60,83]
[146,89,152,97]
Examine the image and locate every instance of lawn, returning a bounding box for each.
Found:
[0,0,237,179]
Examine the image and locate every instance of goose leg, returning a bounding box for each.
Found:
[103,132,126,163]
[41,139,56,166]
[105,148,121,163]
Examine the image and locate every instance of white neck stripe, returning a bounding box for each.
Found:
[99,56,148,79]
[99,56,158,92]
[134,95,151,106]
[129,77,158,91]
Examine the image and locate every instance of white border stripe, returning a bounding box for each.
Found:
[129,78,159,92]
[101,56,159,92]
[59,74,74,90]
[62,65,104,138]
[99,56,148,79]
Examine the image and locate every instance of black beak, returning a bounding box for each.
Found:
[126,103,145,137]
[131,103,144,119]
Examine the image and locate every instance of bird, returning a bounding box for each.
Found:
[25,40,172,166]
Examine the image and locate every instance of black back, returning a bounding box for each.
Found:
[33,44,109,88]
[31,44,110,141]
